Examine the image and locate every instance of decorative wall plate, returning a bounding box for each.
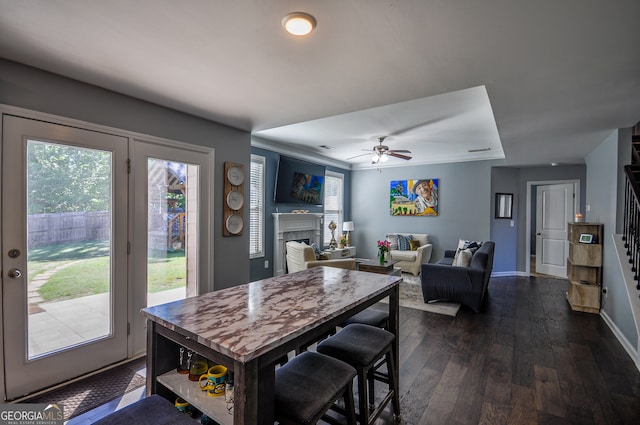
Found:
[227,166,245,186]
[226,190,244,210]
[225,214,243,234]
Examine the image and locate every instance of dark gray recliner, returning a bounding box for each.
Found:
[420,241,495,313]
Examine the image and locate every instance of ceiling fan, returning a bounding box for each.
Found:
[347,136,412,164]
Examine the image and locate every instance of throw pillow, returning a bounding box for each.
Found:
[409,239,421,251]
[452,239,483,264]
[457,239,483,252]
[386,234,399,251]
[454,248,473,267]
[310,242,322,260]
[397,234,413,251]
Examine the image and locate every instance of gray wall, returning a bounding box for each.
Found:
[351,160,496,262]
[586,130,637,347]
[0,59,251,290]
[491,167,519,273]
[249,145,352,281]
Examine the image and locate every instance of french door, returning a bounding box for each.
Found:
[2,113,214,399]
[2,115,128,399]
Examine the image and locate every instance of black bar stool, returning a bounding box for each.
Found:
[298,309,388,356]
[275,351,357,425]
[317,324,400,425]
[343,308,389,330]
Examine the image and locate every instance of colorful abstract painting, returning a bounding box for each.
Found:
[390,179,439,216]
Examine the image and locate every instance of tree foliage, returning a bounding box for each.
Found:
[27,142,111,214]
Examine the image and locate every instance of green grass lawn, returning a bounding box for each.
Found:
[32,243,186,302]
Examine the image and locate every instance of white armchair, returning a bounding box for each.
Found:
[386,233,433,276]
[285,241,356,273]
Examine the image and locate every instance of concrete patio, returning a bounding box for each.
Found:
[28,288,185,358]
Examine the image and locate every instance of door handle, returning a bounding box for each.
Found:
[536,232,542,235]
[8,268,22,278]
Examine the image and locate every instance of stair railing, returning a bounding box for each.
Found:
[623,165,640,290]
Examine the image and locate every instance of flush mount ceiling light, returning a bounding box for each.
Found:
[282,12,316,36]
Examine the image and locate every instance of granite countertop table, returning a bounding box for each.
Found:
[142,266,401,425]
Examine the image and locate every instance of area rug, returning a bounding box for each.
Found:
[24,362,146,420]
[380,273,461,316]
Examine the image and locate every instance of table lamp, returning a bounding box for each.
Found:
[342,221,354,247]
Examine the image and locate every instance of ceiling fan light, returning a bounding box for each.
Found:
[282,12,316,36]
[379,153,389,162]
[371,153,380,163]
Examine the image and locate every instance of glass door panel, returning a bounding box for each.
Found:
[26,141,113,358]
[146,159,199,307]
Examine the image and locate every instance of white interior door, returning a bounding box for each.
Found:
[535,183,575,277]
[2,115,128,399]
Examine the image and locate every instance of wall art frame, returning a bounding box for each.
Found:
[389,179,439,216]
[495,192,513,219]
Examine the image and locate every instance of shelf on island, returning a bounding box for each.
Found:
[157,370,233,425]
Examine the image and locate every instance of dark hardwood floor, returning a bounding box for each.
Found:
[371,275,640,425]
[73,274,639,424]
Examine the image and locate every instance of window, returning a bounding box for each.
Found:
[323,171,344,247]
[250,155,265,258]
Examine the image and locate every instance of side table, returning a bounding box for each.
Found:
[322,246,356,259]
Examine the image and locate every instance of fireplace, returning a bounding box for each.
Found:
[273,213,324,276]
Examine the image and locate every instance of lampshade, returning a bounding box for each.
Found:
[343,221,354,232]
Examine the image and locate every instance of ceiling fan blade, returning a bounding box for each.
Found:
[388,152,412,160]
[388,149,411,154]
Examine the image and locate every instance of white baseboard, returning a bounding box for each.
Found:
[491,271,528,277]
[600,310,640,372]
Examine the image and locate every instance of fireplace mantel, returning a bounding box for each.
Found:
[273,213,324,276]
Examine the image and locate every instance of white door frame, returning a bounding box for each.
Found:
[525,179,580,276]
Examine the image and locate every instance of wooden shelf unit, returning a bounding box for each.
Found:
[566,222,603,313]
[147,324,234,425]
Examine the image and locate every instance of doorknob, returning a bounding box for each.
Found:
[536,232,542,235]
[8,268,22,278]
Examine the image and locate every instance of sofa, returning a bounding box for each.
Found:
[285,241,356,273]
[420,241,495,312]
[385,233,433,276]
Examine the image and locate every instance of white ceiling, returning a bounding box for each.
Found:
[1,0,639,169]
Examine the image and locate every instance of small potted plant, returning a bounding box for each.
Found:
[377,239,391,264]
[338,234,347,249]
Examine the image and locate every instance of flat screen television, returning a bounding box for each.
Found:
[274,155,326,206]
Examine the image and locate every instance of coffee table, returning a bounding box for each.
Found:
[358,259,401,275]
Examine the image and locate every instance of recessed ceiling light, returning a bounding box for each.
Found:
[282,12,316,36]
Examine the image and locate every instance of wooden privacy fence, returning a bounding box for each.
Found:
[28,211,110,247]
[28,211,186,250]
